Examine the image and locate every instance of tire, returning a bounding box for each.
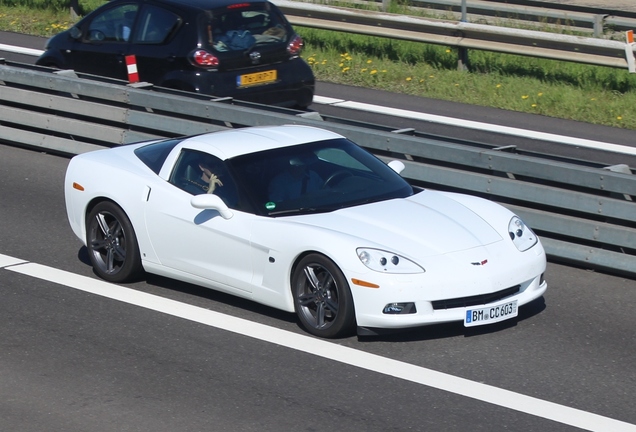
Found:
[86,201,143,283]
[292,254,356,338]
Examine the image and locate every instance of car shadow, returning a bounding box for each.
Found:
[144,273,298,326]
[77,246,91,266]
[76,245,547,342]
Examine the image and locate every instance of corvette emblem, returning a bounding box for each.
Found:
[471,259,488,266]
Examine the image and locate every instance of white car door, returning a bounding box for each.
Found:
[143,178,256,295]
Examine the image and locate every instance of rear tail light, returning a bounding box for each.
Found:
[287,35,304,57]
[191,49,219,68]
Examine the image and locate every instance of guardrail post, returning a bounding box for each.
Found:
[381,0,389,12]
[70,0,79,19]
[458,0,469,71]
[593,14,605,38]
[626,30,636,73]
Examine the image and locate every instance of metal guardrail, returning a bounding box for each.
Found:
[273,0,636,71]
[0,61,634,276]
[382,0,636,36]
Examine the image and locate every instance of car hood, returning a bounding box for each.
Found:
[295,190,503,258]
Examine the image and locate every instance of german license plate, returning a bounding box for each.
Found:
[464,300,518,327]
[237,70,277,87]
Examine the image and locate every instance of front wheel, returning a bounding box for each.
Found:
[292,254,356,338]
[86,201,143,283]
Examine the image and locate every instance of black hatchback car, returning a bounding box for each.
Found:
[36,0,315,108]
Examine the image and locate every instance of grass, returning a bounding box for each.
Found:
[1,1,635,129]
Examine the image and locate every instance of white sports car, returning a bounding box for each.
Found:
[65,125,547,338]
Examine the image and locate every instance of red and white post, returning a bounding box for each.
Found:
[125,55,140,83]
[626,30,635,73]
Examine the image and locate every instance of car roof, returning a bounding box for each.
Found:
[144,0,270,11]
[178,125,345,160]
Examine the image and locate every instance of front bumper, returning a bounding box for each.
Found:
[349,245,547,330]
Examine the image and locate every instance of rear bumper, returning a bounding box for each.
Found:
[169,58,315,108]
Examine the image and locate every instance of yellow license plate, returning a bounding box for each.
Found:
[237,70,277,87]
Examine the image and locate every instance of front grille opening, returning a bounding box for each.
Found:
[431,286,521,310]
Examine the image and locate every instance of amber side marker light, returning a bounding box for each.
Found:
[73,182,85,191]
[351,278,380,288]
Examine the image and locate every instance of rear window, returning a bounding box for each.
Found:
[134,138,182,174]
[200,3,289,52]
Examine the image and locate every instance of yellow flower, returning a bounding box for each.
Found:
[496,84,502,88]
[370,70,377,75]
[366,59,372,64]
[537,92,543,96]
[361,68,367,72]
[455,83,459,87]
[339,63,344,67]
[342,67,350,72]
[532,104,537,108]
[406,77,412,81]
[446,49,451,53]
[522,95,529,99]
[429,75,435,78]
[617,116,623,120]
[321,60,327,64]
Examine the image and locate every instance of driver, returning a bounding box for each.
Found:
[268,155,322,202]
[199,162,223,194]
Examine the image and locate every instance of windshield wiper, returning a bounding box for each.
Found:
[269,207,318,216]
[269,206,344,216]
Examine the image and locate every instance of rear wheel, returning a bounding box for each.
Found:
[292,254,356,338]
[86,201,143,283]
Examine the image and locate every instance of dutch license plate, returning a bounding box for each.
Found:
[237,70,277,87]
[464,300,518,327]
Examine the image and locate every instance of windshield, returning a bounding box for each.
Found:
[229,138,414,216]
[202,3,288,52]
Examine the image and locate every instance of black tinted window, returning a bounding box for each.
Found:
[87,3,138,42]
[133,5,181,44]
[229,138,413,216]
[169,150,239,207]
[134,138,181,174]
[203,4,288,52]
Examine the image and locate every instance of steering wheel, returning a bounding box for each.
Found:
[323,170,353,188]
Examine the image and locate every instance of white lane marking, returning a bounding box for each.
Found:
[313,96,636,157]
[1,253,635,432]
[3,43,635,157]
[0,254,27,267]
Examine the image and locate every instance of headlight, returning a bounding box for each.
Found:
[508,216,538,251]
[357,248,425,274]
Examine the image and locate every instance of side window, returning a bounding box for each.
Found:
[169,150,239,208]
[132,5,181,44]
[134,138,182,174]
[86,4,139,43]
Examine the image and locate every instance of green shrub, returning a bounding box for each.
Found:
[0,0,104,13]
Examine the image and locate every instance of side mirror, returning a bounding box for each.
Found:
[388,160,405,174]
[69,26,82,40]
[191,194,233,220]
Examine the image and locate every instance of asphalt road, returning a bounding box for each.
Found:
[1,27,636,432]
[1,119,636,432]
